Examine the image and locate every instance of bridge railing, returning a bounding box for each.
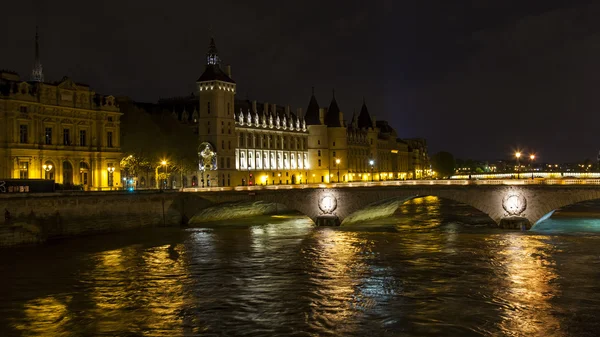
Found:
[180,179,600,193]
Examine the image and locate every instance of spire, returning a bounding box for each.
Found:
[31,26,44,82]
[197,36,234,83]
[358,98,373,129]
[207,37,220,65]
[304,87,321,125]
[324,91,342,127]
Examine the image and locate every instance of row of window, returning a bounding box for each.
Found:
[238,152,309,170]
[238,133,307,150]
[19,125,113,147]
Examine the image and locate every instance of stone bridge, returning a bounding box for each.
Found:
[178,183,600,229]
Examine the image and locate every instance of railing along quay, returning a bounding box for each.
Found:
[181,179,600,193]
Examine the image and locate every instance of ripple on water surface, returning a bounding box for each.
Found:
[1,198,600,336]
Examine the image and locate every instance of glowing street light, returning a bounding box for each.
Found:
[515,152,521,179]
[369,159,375,182]
[107,165,115,190]
[530,154,535,179]
[335,158,341,183]
[161,160,168,189]
[42,163,53,179]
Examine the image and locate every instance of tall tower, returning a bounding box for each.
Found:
[197,37,236,187]
[31,26,44,82]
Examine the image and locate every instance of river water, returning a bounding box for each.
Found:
[2,197,600,336]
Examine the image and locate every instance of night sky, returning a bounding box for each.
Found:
[1,0,599,163]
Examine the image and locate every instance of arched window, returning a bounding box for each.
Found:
[240,152,246,169]
[256,152,262,169]
[248,152,253,169]
[291,153,296,169]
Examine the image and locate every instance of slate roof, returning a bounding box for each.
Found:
[358,101,373,129]
[304,92,321,125]
[324,96,342,127]
[196,64,235,83]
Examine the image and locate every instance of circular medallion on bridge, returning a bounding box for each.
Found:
[319,194,337,214]
[502,193,527,216]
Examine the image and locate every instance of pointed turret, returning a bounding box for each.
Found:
[304,87,321,125]
[197,37,235,83]
[351,109,358,128]
[358,98,373,129]
[324,90,342,127]
[31,26,44,82]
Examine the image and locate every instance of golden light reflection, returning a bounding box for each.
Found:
[492,234,560,335]
[80,244,190,335]
[308,229,368,327]
[12,295,72,335]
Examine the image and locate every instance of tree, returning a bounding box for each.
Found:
[120,99,199,188]
[431,151,455,178]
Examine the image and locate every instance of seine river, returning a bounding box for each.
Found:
[1,197,600,336]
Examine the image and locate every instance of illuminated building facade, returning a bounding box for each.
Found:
[153,38,430,187]
[0,30,122,189]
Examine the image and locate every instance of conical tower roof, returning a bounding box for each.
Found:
[304,87,321,125]
[324,90,342,127]
[358,99,373,129]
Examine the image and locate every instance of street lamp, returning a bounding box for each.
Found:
[369,159,374,182]
[530,154,535,179]
[42,163,53,179]
[278,172,281,185]
[107,165,115,190]
[335,158,341,183]
[515,152,521,179]
[161,160,168,189]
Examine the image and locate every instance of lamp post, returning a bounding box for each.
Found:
[312,173,315,184]
[42,164,53,180]
[530,154,535,179]
[107,166,115,190]
[515,152,521,179]
[161,160,167,189]
[369,159,374,182]
[278,172,281,185]
[335,158,341,183]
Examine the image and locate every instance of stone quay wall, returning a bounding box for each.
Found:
[0,191,186,247]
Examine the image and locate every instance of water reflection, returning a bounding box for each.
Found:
[2,200,600,336]
[489,234,560,336]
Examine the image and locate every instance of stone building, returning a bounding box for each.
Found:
[0,30,122,190]
[129,37,429,187]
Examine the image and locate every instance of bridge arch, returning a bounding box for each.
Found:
[341,195,496,226]
[532,195,600,227]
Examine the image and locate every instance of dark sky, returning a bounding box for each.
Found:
[2,0,599,163]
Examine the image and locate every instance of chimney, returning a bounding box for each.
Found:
[252,100,257,113]
[264,102,269,114]
[285,105,290,116]
[272,103,277,116]
[372,115,377,129]
[339,111,344,127]
[319,108,325,125]
[226,65,232,78]
[296,107,303,118]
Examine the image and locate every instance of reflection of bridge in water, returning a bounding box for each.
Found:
[181,179,600,229]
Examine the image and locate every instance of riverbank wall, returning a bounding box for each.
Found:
[0,191,186,247]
